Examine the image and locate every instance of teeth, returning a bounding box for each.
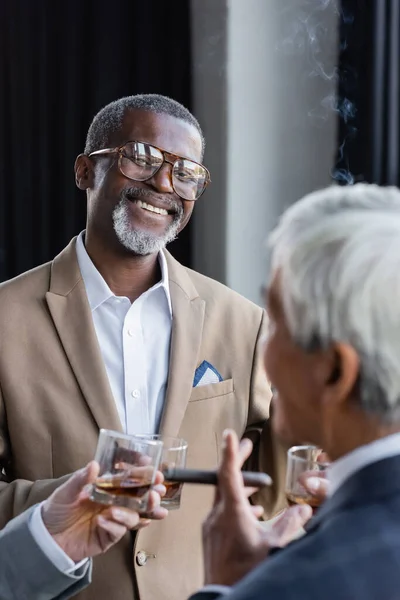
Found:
[137,200,168,216]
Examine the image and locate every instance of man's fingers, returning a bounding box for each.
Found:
[103,507,141,530]
[135,519,152,530]
[238,438,253,467]
[212,485,221,508]
[304,476,329,501]
[146,489,169,517]
[251,505,264,519]
[112,508,141,529]
[152,506,169,520]
[213,430,254,507]
[97,516,127,543]
[73,461,99,492]
[138,490,169,521]
[152,483,166,497]
[52,461,99,504]
[146,489,161,512]
[268,505,312,547]
[136,505,168,521]
[299,471,330,502]
[317,451,330,464]
[217,430,248,504]
[153,471,165,485]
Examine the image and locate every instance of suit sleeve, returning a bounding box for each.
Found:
[242,309,289,518]
[0,505,91,600]
[0,385,70,528]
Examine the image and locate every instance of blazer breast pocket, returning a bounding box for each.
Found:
[189,378,234,402]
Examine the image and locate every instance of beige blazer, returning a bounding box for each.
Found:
[0,238,287,600]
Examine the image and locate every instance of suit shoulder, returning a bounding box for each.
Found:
[0,261,52,302]
[184,267,264,316]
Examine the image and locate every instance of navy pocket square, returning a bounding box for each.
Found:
[193,361,223,387]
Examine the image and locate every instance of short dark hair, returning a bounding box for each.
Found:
[84,94,205,157]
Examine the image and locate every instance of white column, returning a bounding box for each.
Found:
[191,0,338,304]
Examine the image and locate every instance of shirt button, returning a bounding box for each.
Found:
[131,389,140,398]
[128,329,135,337]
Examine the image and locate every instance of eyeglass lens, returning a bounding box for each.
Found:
[119,142,207,201]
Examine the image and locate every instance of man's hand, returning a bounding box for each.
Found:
[41,461,167,563]
[300,470,330,504]
[202,430,312,587]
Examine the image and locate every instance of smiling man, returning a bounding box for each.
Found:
[0,95,286,600]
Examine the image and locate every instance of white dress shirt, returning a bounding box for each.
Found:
[26,234,173,577]
[76,231,173,434]
[29,505,89,575]
[327,431,400,496]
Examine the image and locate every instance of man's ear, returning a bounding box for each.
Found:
[322,342,360,408]
[74,154,95,190]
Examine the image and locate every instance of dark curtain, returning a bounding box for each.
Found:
[336,0,400,185]
[0,0,193,281]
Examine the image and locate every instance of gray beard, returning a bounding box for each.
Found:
[112,198,182,256]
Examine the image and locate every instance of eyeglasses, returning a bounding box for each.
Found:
[89,140,211,201]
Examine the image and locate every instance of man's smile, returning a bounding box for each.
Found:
[136,199,169,216]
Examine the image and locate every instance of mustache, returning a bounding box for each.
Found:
[121,186,184,217]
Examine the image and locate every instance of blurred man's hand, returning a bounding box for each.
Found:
[202,430,311,587]
[299,470,330,504]
[41,461,167,563]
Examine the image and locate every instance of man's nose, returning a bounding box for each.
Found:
[149,164,174,194]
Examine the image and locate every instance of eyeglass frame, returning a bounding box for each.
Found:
[88,140,211,201]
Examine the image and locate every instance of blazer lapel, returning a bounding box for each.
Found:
[159,251,205,437]
[45,238,122,433]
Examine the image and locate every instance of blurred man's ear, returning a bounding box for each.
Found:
[74,154,95,190]
[323,343,360,408]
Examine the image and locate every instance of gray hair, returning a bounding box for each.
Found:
[269,183,400,423]
[84,94,205,157]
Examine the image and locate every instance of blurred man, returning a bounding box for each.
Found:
[0,461,166,600]
[0,94,286,600]
[190,183,400,600]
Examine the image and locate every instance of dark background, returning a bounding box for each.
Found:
[336,0,400,185]
[0,0,193,281]
[1,0,399,281]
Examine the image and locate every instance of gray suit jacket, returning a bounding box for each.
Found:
[0,506,91,600]
[190,454,400,600]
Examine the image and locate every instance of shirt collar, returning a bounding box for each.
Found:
[75,231,172,316]
[328,432,400,497]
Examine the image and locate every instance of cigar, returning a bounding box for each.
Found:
[162,467,272,487]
